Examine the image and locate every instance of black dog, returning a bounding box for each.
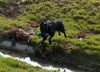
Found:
[40,19,67,44]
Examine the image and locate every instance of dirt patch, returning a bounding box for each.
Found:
[0,2,23,18]
[1,20,39,43]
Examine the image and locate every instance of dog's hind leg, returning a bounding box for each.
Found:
[63,31,67,38]
[60,29,67,38]
[61,30,67,38]
[58,31,61,36]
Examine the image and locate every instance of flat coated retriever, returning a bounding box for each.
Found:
[40,19,67,44]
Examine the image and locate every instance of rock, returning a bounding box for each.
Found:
[0,39,35,55]
[0,40,12,49]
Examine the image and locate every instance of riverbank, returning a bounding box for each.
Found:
[0,52,59,72]
[0,0,100,72]
[0,38,100,72]
[0,51,75,72]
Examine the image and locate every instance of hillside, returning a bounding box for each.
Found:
[0,0,100,72]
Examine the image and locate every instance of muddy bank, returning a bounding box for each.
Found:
[0,39,74,72]
[0,51,74,72]
[0,38,98,72]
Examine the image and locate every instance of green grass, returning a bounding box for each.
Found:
[0,0,100,34]
[0,0,100,71]
[0,56,58,72]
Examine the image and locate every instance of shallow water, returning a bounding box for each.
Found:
[0,51,73,72]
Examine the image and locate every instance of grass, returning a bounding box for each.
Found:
[0,56,58,72]
[0,0,100,71]
[0,0,100,33]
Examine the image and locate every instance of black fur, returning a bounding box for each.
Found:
[40,19,67,44]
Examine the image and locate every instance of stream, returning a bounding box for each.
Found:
[0,39,74,72]
[0,51,73,72]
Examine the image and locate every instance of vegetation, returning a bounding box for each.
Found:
[0,0,100,71]
[0,56,58,72]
